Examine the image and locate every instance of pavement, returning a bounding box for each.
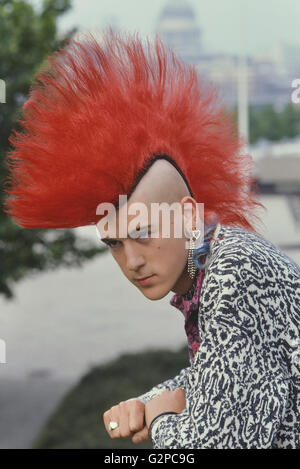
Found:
[0,376,73,449]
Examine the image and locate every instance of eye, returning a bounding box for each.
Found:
[103,229,152,248]
[138,230,148,238]
[136,229,151,241]
[104,240,120,249]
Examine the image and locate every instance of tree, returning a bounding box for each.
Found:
[232,103,300,144]
[280,102,300,139]
[0,0,106,299]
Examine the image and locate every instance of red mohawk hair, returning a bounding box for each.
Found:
[3,28,264,231]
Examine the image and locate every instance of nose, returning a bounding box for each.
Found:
[124,241,146,272]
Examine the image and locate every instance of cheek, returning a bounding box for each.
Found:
[111,253,127,275]
[158,238,187,270]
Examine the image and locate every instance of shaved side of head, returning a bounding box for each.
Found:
[128,159,191,206]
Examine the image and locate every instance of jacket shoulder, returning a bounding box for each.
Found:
[207,224,300,281]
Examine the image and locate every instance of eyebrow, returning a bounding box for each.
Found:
[101,224,152,243]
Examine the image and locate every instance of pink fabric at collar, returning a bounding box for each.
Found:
[170,268,205,363]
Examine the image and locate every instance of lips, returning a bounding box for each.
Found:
[136,274,155,286]
[136,275,153,281]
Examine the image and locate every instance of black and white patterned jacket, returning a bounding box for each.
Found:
[133,224,300,449]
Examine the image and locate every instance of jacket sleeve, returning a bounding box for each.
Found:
[149,249,289,448]
[127,366,191,404]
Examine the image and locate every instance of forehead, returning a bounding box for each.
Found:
[117,198,152,226]
[96,198,152,239]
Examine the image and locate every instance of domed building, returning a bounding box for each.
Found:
[155,0,291,110]
[156,0,202,65]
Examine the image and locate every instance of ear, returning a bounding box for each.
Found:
[180,196,200,234]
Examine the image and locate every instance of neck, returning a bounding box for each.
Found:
[170,265,196,295]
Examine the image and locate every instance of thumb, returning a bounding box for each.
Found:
[131,425,149,444]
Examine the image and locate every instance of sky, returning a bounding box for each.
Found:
[28,0,300,58]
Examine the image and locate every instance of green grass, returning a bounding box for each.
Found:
[31,346,189,449]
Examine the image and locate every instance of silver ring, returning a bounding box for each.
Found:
[108,420,119,431]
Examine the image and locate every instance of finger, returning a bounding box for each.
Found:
[108,406,121,439]
[118,401,132,438]
[128,401,145,434]
[103,409,112,433]
[132,425,149,444]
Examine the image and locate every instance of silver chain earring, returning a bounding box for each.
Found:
[187,229,201,279]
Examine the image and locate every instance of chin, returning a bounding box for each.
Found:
[140,286,170,301]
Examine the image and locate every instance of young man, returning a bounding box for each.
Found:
[4,29,300,449]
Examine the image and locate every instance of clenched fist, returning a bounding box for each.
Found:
[103,399,148,444]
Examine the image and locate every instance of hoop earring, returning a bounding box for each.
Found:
[187,228,201,279]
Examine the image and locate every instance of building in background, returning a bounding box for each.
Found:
[156,0,202,65]
[155,0,300,109]
[155,0,300,241]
